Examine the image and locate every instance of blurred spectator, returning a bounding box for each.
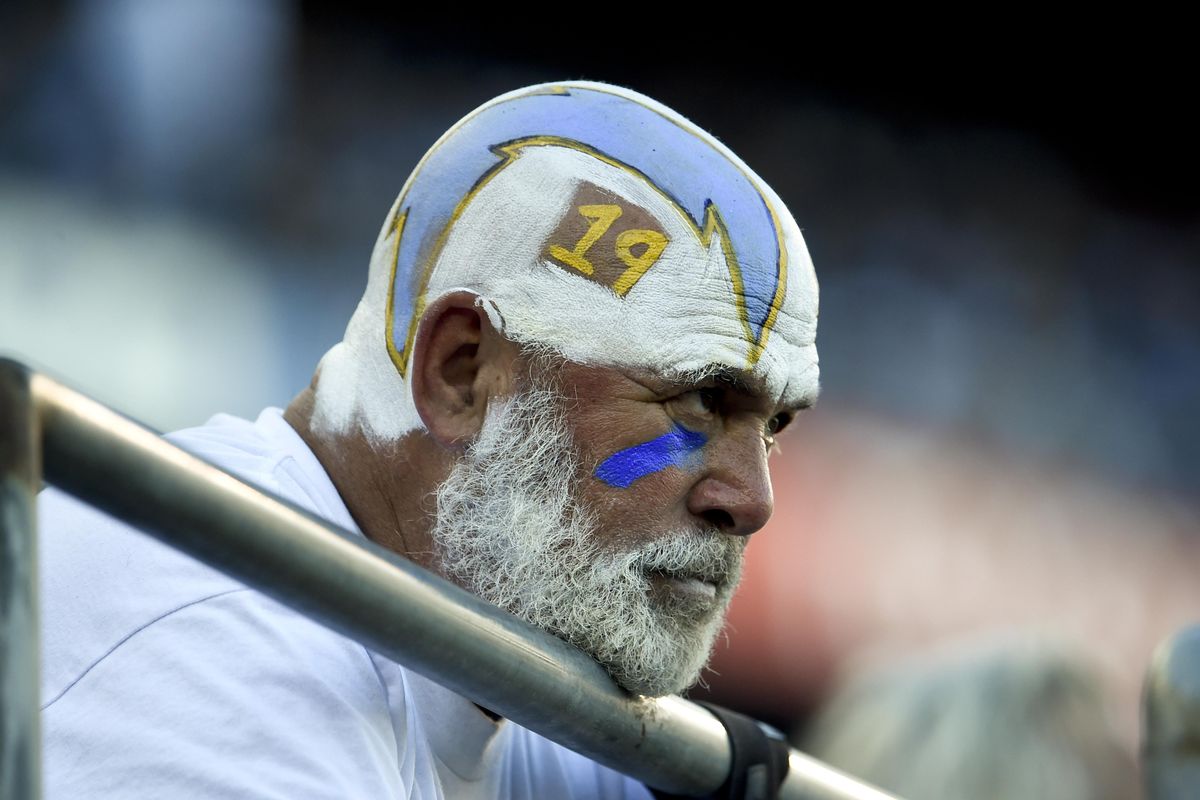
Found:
[803,637,1139,800]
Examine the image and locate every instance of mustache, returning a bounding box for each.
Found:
[625,530,745,588]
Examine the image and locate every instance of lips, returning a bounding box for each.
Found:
[646,568,722,602]
[648,555,731,586]
[658,573,718,600]
[632,529,744,611]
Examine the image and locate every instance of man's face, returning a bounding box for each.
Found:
[430,353,797,697]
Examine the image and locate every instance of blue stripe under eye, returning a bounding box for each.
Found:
[594,424,707,489]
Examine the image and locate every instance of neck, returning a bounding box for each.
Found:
[283,386,451,573]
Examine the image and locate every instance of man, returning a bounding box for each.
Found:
[39,81,819,798]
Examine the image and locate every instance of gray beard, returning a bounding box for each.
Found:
[431,382,745,697]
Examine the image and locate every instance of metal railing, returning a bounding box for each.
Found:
[0,359,900,800]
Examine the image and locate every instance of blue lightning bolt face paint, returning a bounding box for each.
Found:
[594,424,707,489]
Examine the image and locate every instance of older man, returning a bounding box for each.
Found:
[39,82,819,798]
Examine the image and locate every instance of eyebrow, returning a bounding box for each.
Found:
[663,364,754,392]
[657,364,818,412]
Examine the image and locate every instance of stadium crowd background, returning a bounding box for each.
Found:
[2,2,1196,784]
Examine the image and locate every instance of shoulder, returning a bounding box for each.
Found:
[36,404,403,793]
[42,585,405,798]
[39,407,357,702]
[169,407,359,528]
[41,581,384,711]
[37,409,416,798]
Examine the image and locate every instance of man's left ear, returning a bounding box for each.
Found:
[410,291,520,448]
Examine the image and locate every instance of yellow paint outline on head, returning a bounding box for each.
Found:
[385,124,788,377]
[383,209,411,376]
[535,83,790,367]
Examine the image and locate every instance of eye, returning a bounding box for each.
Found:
[766,412,792,436]
[762,412,792,452]
[674,387,720,417]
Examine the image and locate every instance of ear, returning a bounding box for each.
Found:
[410,291,519,448]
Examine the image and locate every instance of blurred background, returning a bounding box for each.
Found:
[3,3,1196,794]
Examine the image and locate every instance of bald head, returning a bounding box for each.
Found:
[308,81,819,444]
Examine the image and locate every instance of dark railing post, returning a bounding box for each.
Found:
[1145,625,1200,800]
[0,360,40,800]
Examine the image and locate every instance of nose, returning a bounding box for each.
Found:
[685,430,774,537]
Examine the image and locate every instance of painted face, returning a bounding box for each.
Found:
[430,351,796,697]
[310,80,818,692]
[565,357,796,553]
[310,81,819,445]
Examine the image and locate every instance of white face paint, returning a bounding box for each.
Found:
[430,146,819,406]
[431,373,745,697]
[309,81,820,444]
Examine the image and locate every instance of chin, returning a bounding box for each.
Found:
[582,592,733,698]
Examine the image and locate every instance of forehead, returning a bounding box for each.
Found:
[651,363,820,411]
[554,357,818,416]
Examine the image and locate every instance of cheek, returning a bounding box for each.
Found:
[592,423,706,489]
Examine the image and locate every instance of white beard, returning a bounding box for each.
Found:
[431,381,745,697]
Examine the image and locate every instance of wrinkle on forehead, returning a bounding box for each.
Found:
[619,360,821,413]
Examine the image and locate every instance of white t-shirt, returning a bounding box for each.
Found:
[38,408,652,800]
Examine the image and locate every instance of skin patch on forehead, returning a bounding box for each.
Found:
[543,181,669,297]
[594,423,707,489]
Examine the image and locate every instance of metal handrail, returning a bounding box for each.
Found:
[0,358,900,799]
